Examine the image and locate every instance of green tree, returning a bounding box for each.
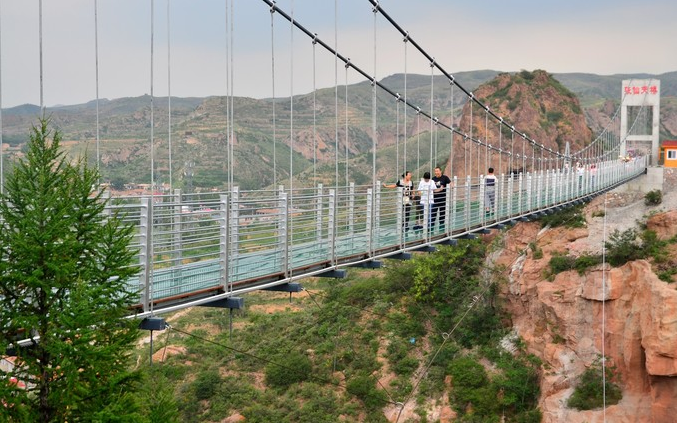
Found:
[0,119,143,421]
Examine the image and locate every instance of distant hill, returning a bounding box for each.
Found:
[1,70,675,191]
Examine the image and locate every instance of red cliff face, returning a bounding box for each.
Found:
[498,210,677,423]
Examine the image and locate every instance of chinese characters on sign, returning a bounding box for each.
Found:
[624,85,659,95]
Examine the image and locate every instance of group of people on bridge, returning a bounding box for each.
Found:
[383,166,496,233]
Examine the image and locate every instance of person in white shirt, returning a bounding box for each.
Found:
[576,162,584,193]
[417,171,436,231]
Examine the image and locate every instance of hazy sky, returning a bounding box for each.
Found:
[1,0,676,108]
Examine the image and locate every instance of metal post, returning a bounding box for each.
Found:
[279,190,289,277]
[328,189,336,265]
[396,186,404,245]
[518,173,523,216]
[231,187,240,279]
[366,188,373,256]
[348,182,355,235]
[544,170,550,208]
[219,194,229,291]
[316,184,323,246]
[139,197,152,313]
[508,171,514,217]
[464,176,471,229]
[498,173,505,219]
[526,172,532,213]
[446,178,454,235]
[479,174,486,224]
[173,189,182,269]
[375,181,382,243]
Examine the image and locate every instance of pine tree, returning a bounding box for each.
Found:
[0,119,143,421]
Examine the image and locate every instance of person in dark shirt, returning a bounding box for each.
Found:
[383,171,414,231]
[431,166,451,232]
[484,167,497,215]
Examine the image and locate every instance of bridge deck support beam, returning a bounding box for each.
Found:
[263,283,304,303]
[198,297,245,339]
[139,317,167,367]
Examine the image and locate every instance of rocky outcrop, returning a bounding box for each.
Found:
[499,211,677,423]
[448,70,592,178]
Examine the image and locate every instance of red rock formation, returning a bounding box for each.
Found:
[499,211,677,423]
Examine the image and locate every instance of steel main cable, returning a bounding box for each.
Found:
[264,0,520,160]
[366,0,563,162]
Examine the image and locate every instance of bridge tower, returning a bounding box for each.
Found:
[620,79,660,165]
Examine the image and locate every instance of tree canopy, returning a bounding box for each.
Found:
[0,119,143,421]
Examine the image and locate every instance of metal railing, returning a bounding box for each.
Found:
[104,157,647,314]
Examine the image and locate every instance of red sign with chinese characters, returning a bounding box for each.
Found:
[624,85,658,95]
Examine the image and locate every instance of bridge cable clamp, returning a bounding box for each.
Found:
[344,58,351,69]
[402,31,409,43]
[312,33,318,45]
[270,0,276,14]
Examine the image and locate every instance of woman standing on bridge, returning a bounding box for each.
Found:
[384,171,414,231]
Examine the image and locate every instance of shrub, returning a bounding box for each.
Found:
[574,254,603,275]
[529,242,543,259]
[193,370,222,400]
[264,351,312,389]
[549,255,576,274]
[605,228,641,266]
[346,374,388,410]
[644,189,662,206]
[568,358,622,410]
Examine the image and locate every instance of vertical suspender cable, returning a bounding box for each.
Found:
[429,61,433,172]
[484,110,489,172]
[396,93,400,177]
[150,0,155,193]
[94,0,100,177]
[224,0,230,190]
[289,0,294,190]
[449,82,454,176]
[416,112,420,176]
[289,0,294,275]
[469,98,473,178]
[149,0,155,315]
[0,0,3,195]
[270,3,276,188]
[371,3,377,190]
[334,0,338,188]
[403,36,408,173]
[498,121,502,175]
[601,193,608,419]
[229,0,234,191]
[167,0,172,191]
[39,0,44,113]
[510,130,514,174]
[345,63,349,186]
[312,35,317,183]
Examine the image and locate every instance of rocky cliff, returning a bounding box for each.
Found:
[449,70,592,179]
[496,198,677,422]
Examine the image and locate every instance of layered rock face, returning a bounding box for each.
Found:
[498,211,677,423]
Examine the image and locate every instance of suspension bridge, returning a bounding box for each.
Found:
[0,0,661,324]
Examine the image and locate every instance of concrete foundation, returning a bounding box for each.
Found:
[612,166,664,194]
